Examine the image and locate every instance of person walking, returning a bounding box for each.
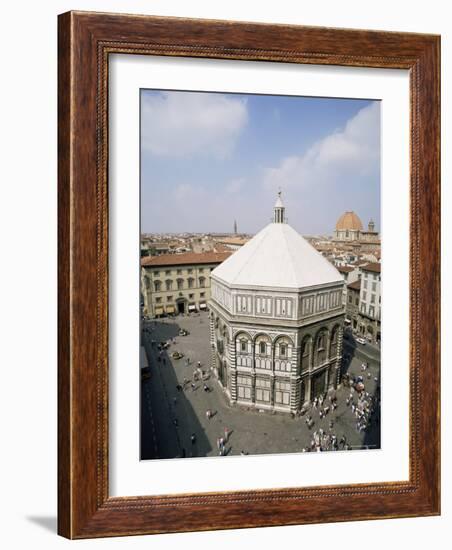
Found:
[224,427,230,442]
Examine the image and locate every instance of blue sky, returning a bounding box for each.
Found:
[141,90,380,235]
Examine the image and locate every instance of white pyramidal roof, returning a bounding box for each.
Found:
[212,222,343,290]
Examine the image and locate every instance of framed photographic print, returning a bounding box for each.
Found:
[58,11,440,538]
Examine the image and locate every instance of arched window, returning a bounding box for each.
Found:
[274,337,292,373]
[255,335,271,370]
[187,277,194,289]
[330,326,339,358]
[177,278,184,290]
[316,330,328,366]
[236,333,252,367]
[199,276,206,288]
[154,280,161,292]
[301,336,312,372]
[165,280,172,291]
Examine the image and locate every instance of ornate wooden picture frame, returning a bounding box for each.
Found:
[58,11,440,538]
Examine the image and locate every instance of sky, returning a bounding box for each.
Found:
[140,89,380,235]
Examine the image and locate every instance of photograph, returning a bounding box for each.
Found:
[139,89,382,460]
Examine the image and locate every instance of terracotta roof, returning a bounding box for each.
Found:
[335,211,363,231]
[348,279,361,291]
[361,262,381,273]
[141,251,232,268]
[337,265,354,273]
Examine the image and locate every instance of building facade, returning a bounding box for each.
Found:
[344,262,381,344]
[208,194,346,414]
[334,211,379,245]
[141,251,231,317]
[357,262,381,343]
[345,279,361,331]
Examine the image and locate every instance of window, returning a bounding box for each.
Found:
[275,381,290,405]
[255,379,270,399]
[316,332,327,365]
[240,340,247,353]
[199,268,204,273]
[238,386,251,399]
[188,269,193,274]
[372,282,377,292]
[167,296,173,302]
[330,328,338,357]
[355,297,359,306]
[177,269,182,275]
[348,294,352,304]
[154,280,161,292]
[276,360,291,372]
[177,279,184,290]
[259,342,266,354]
[255,388,270,402]
[363,279,367,289]
[237,376,252,400]
[199,276,206,288]
[188,278,194,289]
[301,338,311,371]
[189,293,194,299]
[280,344,287,357]
[371,294,376,303]
[154,271,160,277]
[362,291,367,302]
[200,292,205,298]
[369,306,375,317]
[165,270,171,276]
[165,280,172,291]
[155,297,162,303]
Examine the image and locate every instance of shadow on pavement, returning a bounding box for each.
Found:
[140,319,212,460]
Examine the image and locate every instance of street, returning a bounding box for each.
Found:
[141,312,380,460]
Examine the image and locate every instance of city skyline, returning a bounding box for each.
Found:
[141,90,380,235]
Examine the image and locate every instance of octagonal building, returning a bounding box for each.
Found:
[208,193,345,413]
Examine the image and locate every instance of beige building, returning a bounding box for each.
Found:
[345,262,381,344]
[141,251,231,317]
[358,262,381,343]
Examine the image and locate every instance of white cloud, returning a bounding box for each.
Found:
[225,177,245,193]
[142,91,248,158]
[172,183,196,201]
[263,102,380,192]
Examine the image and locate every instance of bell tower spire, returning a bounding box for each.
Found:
[273,189,286,223]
